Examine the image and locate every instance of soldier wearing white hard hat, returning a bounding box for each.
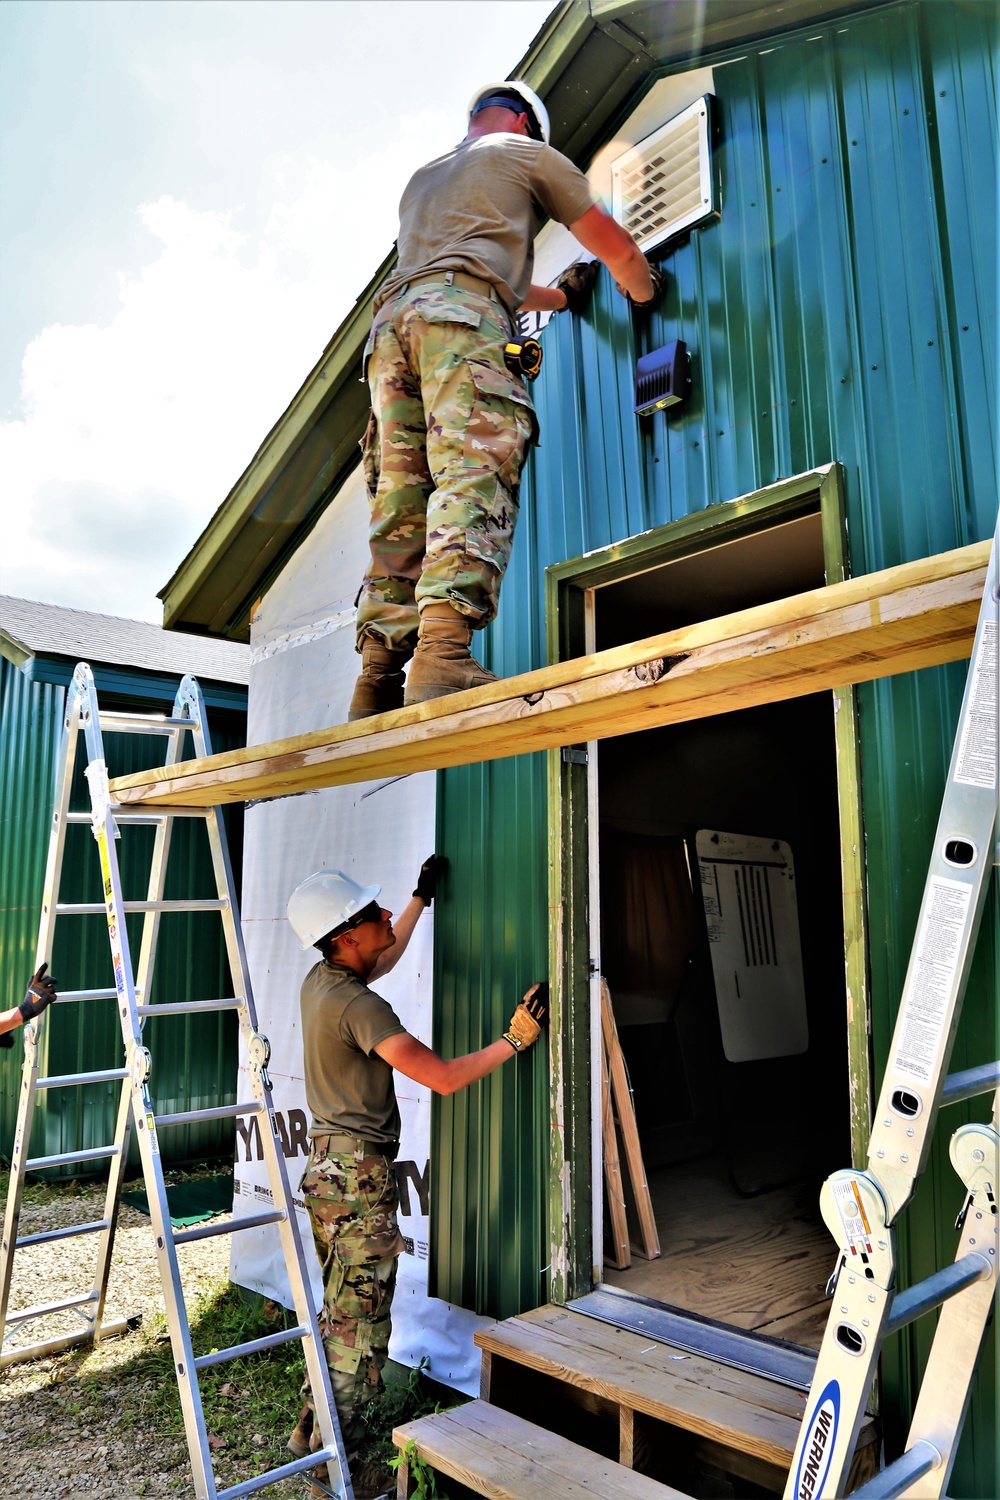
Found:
[284,859,548,1498]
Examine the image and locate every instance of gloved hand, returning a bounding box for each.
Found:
[503,981,550,1052]
[555,261,601,315]
[413,854,447,906]
[616,258,667,307]
[19,964,58,1022]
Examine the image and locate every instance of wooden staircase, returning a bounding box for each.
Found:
[393,1303,880,1498]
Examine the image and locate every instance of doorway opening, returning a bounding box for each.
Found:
[548,470,868,1359]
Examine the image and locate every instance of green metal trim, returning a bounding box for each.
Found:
[546,745,595,1303]
[817,465,875,1170]
[547,464,835,595]
[545,461,872,1300]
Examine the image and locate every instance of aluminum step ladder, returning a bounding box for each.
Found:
[785,514,999,1500]
[0,664,352,1500]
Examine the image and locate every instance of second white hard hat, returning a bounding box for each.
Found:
[468,80,550,146]
[286,869,381,951]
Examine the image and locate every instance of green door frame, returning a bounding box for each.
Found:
[543,462,872,1305]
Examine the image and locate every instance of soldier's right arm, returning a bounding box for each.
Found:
[568,203,654,304]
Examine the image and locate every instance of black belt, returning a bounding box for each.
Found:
[310,1132,400,1162]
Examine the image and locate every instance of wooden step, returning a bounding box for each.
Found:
[475,1303,879,1494]
[392,1399,685,1499]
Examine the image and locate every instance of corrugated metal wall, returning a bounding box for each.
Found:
[0,657,247,1176]
[433,1,996,1491]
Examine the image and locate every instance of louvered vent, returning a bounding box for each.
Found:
[611,96,714,253]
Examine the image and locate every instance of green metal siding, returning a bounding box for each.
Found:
[434,2,996,1492]
[0,655,247,1177]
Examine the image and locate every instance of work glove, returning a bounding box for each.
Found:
[555,261,601,315]
[503,981,550,1052]
[19,964,58,1022]
[413,854,447,906]
[616,257,667,307]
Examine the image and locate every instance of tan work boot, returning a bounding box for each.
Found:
[403,602,498,705]
[286,1403,314,1457]
[348,640,410,720]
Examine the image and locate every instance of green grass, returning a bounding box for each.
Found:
[0,1164,467,1490]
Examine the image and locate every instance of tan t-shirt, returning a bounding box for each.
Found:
[299,961,406,1142]
[376,134,599,314]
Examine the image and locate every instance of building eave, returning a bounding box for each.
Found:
[160,0,888,641]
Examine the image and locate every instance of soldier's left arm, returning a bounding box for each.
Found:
[519,283,569,312]
[368,895,426,981]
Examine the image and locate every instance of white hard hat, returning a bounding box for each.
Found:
[286,869,382,950]
[468,80,550,146]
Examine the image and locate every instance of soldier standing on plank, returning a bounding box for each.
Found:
[349,80,664,719]
[284,860,548,1499]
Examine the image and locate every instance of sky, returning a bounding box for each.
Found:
[0,0,554,622]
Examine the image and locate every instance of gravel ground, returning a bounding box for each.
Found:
[1,1181,309,1500]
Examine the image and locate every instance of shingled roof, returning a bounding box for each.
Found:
[0,595,249,686]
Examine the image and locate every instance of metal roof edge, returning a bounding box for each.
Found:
[157,8,610,641]
[157,0,887,641]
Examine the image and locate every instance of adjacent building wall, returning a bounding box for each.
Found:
[0,655,247,1173]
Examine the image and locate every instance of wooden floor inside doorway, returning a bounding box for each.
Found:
[603,1148,833,1350]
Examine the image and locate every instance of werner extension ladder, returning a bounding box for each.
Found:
[0,665,352,1500]
[785,514,999,1500]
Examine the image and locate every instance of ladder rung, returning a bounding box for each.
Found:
[25,1144,121,1171]
[215,1449,336,1500]
[848,1438,940,1498]
[37,1068,129,1089]
[885,1254,992,1335]
[136,998,245,1018]
[45,987,119,1003]
[4,1291,99,1327]
[97,713,197,734]
[17,1219,109,1248]
[173,1209,283,1246]
[194,1323,309,1372]
[0,1314,136,1369]
[941,1059,1000,1105]
[66,807,210,824]
[56,899,228,915]
[153,1101,262,1128]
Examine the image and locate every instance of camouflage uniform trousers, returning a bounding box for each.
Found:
[356,279,539,654]
[299,1142,406,1460]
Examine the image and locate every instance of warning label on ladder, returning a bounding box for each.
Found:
[954,621,997,790]
[892,876,973,1084]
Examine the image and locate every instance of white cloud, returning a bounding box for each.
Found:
[0,109,454,621]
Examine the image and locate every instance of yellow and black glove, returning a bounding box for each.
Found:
[503,981,550,1052]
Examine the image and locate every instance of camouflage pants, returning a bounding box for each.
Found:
[299,1143,405,1460]
[356,279,538,653]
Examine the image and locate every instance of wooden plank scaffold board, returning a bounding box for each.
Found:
[601,1001,631,1270]
[109,542,988,808]
[602,980,661,1262]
